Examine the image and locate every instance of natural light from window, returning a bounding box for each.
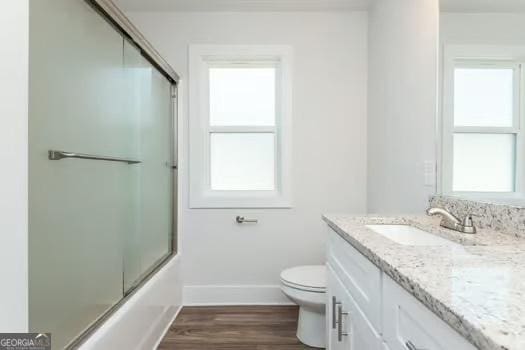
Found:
[210,133,275,191]
[453,133,515,192]
[209,67,276,126]
[208,66,277,191]
[189,45,292,208]
[454,68,514,128]
[448,63,520,193]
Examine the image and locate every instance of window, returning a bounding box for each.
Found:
[442,47,524,196]
[189,45,293,208]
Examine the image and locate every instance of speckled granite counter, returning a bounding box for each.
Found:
[430,195,525,238]
[322,214,525,350]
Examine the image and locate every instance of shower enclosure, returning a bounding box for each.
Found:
[28,0,178,348]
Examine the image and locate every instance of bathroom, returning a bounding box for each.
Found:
[0,0,523,349]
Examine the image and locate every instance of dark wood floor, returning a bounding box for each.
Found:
[158,305,319,350]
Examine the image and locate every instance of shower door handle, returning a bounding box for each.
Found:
[48,150,141,164]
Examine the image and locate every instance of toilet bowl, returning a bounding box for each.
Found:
[280,265,326,348]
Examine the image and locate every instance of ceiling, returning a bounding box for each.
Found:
[114,0,371,12]
[440,0,525,13]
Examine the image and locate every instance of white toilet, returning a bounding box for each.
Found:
[280,265,326,348]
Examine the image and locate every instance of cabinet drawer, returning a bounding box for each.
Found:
[382,275,477,350]
[327,228,382,331]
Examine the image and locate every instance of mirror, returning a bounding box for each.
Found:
[438,0,525,207]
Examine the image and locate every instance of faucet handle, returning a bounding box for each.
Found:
[462,213,480,227]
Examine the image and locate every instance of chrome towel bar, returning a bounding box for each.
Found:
[48,150,141,164]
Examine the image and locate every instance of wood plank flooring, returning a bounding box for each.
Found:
[158,306,319,350]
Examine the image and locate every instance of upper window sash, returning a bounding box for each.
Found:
[207,61,280,128]
[452,60,521,132]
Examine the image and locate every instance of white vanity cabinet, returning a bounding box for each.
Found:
[326,232,382,350]
[326,228,478,350]
[326,265,352,350]
[382,275,477,350]
[327,264,382,350]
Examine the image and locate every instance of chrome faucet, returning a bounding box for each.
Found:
[426,207,477,234]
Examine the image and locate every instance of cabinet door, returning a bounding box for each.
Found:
[328,229,382,329]
[382,275,476,350]
[327,264,382,350]
[347,292,382,350]
[327,264,352,350]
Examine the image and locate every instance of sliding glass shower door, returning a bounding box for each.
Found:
[123,40,174,292]
[28,0,176,348]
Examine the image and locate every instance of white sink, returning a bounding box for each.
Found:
[365,224,458,246]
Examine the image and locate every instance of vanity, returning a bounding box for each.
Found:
[323,213,525,350]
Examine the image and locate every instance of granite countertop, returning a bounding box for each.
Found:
[322,214,525,350]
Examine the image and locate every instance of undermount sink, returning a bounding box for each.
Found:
[365,224,459,246]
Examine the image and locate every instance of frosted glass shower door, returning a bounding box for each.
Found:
[123,41,174,292]
[28,0,134,347]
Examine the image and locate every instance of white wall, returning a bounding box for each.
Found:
[126,11,368,304]
[441,12,525,45]
[367,0,439,214]
[0,0,29,331]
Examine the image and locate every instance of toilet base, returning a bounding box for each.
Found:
[296,306,326,348]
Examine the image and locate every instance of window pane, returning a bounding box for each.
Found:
[210,133,275,190]
[210,67,276,126]
[453,133,515,192]
[454,67,514,127]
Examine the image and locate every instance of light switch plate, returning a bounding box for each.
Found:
[424,161,435,187]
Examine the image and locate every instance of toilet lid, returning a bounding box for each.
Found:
[280,265,326,292]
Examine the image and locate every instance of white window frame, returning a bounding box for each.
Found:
[440,45,525,198]
[189,45,293,208]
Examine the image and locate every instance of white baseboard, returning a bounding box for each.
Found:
[183,284,294,306]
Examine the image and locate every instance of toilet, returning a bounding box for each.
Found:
[280,265,326,348]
